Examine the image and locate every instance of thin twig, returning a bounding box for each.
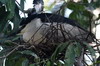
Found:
[0,45,25,59]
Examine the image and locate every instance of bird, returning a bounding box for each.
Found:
[9,0,94,44]
[19,13,94,44]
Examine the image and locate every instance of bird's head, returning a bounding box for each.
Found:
[33,0,44,14]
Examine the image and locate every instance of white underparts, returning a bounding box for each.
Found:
[20,18,89,44]
[20,18,43,44]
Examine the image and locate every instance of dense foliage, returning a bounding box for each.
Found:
[0,0,100,66]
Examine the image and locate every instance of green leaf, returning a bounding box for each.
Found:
[29,64,35,66]
[0,0,21,33]
[11,36,20,41]
[65,44,75,66]
[3,22,12,34]
[67,2,85,11]
[11,4,21,32]
[20,50,38,58]
[93,60,100,65]
[69,10,92,28]
[15,58,29,66]
[83,0,89,3]
[6,0,15,19]
[0,12,9,32]
[5,51,23,66]
[74,42,82,57]
[83,42,95,56]
[92,0,100,8]
[4,40,15,46]
[0,0,7,4]
[51,42,70,62]
[22,58,29,66]
[57,60,64,66]
[5,58,15,66]
[0,6,10,32]
[46,61,51,66]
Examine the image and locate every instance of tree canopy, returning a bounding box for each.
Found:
[0,0,100,66]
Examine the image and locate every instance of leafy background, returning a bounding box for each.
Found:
[0,0,100,66]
